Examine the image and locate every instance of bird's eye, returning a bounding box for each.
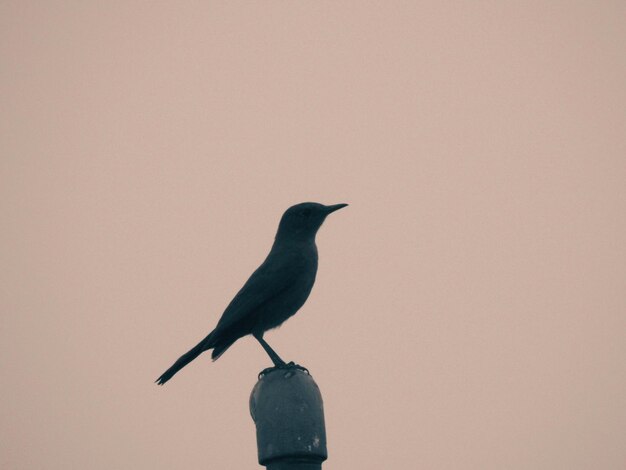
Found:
[301,209,311,217]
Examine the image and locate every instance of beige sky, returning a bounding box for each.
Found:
[1,2,625,469]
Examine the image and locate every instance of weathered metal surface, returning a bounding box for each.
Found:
[250,368,327,469]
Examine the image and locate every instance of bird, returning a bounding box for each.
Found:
[155,202,348,385]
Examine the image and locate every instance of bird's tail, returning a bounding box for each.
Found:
[210,339,235,361]
[155,332,215,385]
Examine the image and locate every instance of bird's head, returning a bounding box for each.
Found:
[275,202,348,242]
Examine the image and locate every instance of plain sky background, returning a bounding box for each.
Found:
[2,2,625,469]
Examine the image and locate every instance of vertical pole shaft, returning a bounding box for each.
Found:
[250,368,328,469]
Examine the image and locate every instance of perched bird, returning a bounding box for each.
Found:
[156,202,348,385]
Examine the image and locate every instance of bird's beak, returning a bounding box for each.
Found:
[324,203,349,214]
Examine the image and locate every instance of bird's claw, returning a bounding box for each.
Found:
[284,362,309,375]
[258,362,309,380]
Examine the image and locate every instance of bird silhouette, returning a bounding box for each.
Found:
[156,202,348,385]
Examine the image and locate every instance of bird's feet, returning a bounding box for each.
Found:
[258,361,309,379]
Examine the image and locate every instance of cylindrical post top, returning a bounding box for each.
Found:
[250,368,327,469]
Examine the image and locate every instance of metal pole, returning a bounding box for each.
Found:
[250,368,328,470]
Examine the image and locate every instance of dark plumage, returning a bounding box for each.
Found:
[156,202,347,385]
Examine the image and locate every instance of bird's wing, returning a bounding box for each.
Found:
[214,253,297,332]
